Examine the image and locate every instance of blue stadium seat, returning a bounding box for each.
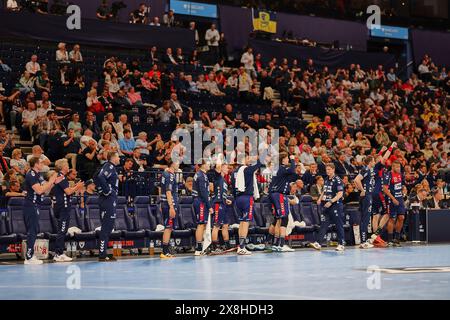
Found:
[0,212,16,244]
[133,196,161,240]
[176,196,196,237]
[115,196,145,240]
[297,195,320,233]
[7,197,27,242]
[84,196,122,240]
[36,197,57,240]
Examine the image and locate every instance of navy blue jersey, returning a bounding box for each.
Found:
[269,160,296,194]
[24,169,45,205]
[212,172,229,204]
[160,170,179,206]
[359,162,382,194]
[372,163,386,195]
[231,160,262,197]
[95,161,119,197]
[52,172,70,209]
[192,170,211,210]
[383,171,404,200]
[323,175,344,203]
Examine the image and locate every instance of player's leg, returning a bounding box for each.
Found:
[98,199,117,261]
[161,204,175,258]
[24,206,41,264]
[211,204,221,253]
[311,205,330,250]
[54,208,73,262]
[330,203,345,251]
[359,195,373,248]
[194,199,207,255]
[393,201,406,246]
[237,196,253,255]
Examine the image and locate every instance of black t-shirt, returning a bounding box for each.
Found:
[223,111,235,124]
[65,138,81,154]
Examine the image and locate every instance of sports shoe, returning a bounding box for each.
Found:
[53,254,73,262]
[24,256,43,265]
[255,244,266,251]
[359,242,374,249]
[392,239,402,247]
[98,256,117,262]
[373,235,387,247]
[160,252,175,259]
[237,247,252,255]
[335,244,345,252]
[294,221,307,227]
[245,243,255,251]
[280,245,295,252]
[310,242,322,250]
[194,250,206,256]
[209,248,223,255]
[271,245,281,252]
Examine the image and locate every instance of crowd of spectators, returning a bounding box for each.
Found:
[0,34,449,207]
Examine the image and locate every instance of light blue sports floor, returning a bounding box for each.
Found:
[0,244,449,300]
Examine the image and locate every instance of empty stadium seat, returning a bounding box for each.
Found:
[133,196,162,240]
[115,197,145,240]
[0,212,16,244]
[7,197,27,242]
[36,198,57,240]
[176,196,196,237]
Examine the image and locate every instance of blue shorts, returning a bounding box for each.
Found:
[213,203,227,226]
[161,203,178,229]
[372,192,387,215]
[193,198,209,225]
[269,192,289,218]
[235,195,254,222]
[388,198,406,218]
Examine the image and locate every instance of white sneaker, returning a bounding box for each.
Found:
[335,244,345,252]
[237,247,252,255]
[272,245,281,252]
[280,245,295,252]
[310,242,322,250]
[246,243,255,251]
[24,256,43,265]
[255,244,266,250]
[359,242,374,249]
[194,250,206,256]
[53,254,73,262]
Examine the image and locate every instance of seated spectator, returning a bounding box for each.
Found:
[80,128,95,151]
[25,55,41,76]
[118,158,134,183]
[131,148,146,171]
[119,129,136,157]
[59,64,70,85]
[112,89,132,111]
[21,101,38,141]
[6,0,21,11]
[141,72,158,91]
[83,111,102,140]
[162,9,175,27]
[108,76,120,94]
[309,176,324,201]
[149,16,161,26]
[80,139,99,179]
[152,100,173,124]
[37,110,63,149]
[5,180,25,198]
[206,72,225,96]
[18,71,36,94]
[86,89,104,114]
[181,176,194,196]
[69,44,83,63]
[211,112,226,131]
[63,128,81,169]
[129,3,148,24]
[175,48,185,64]
[67,113,83,138]
[9,148,28,177]
[162,48,178,65]
[98,89,113,112]
[26,145,51,173]
[99,129,120,155]
[127,87,143,106]
[115,114,132,140]
[0,127,15,157]
[135,132,153,157]
[96,0,113,20]
[186,75,199,93]
[56,43,70,64]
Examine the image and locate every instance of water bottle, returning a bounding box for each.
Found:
[149,240,155,256]
[113,242,118,257]
[117,241,122,257]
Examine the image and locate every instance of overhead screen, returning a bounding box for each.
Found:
[170,0,218,18]
[370,25,409,40]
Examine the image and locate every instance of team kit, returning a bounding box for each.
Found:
[22,140,403,264]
